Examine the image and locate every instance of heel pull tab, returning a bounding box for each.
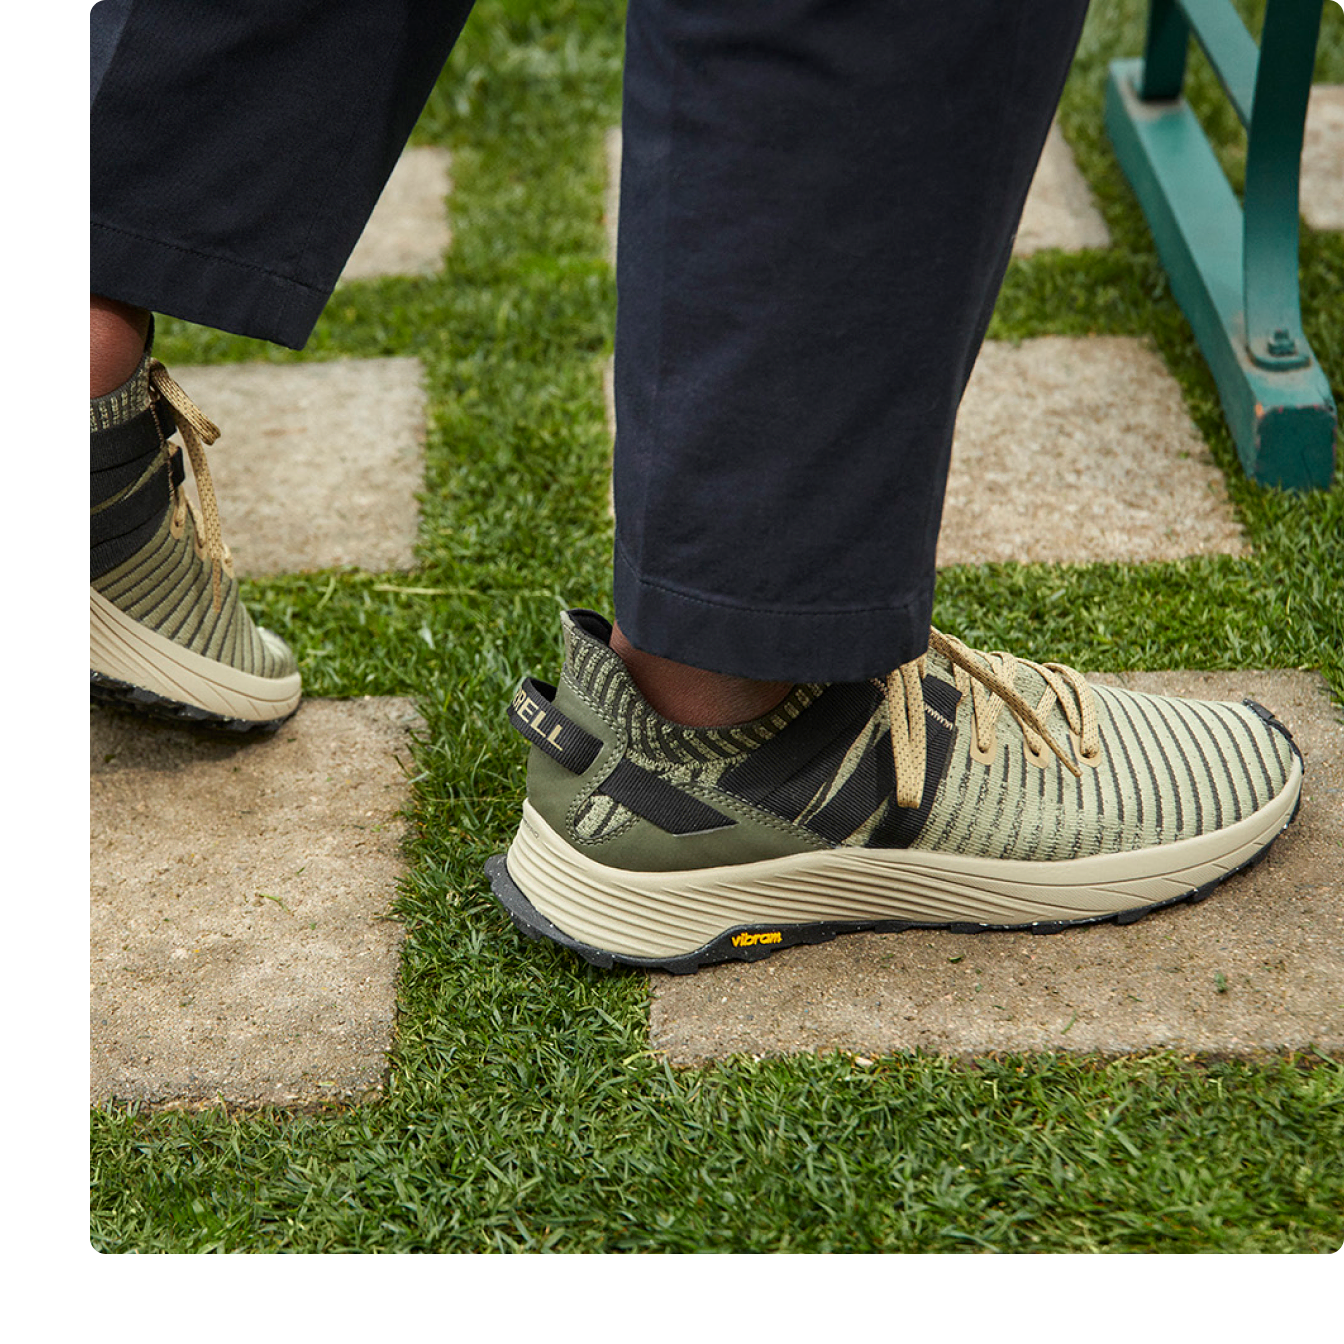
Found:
[508,678,602,774]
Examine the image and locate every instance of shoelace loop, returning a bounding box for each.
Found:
[882,628,1101,809]
[148,360,232,612]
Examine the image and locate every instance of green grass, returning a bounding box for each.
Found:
[95,0,1344,1253]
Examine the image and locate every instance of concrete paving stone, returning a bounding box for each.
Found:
[652,670,1342,1065]
[178,357,426,575]
[1014,121,1111,255]
[605,128,622,265]
[1302,85,1344,232]
[340,146,452,281]
[938,336,1248,566]
[91,697,421,1109]
[602,121,1107,263]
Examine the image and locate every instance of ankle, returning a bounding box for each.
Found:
[611,623,791,727]
[90,295,150,398]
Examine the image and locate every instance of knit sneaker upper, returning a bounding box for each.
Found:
[537,610,1297,865]
[90,352,297,683]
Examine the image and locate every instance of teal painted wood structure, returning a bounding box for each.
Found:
[1105,0,1336,490]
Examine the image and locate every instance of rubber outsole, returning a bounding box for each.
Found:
[487,717,1304,976]
[90,585,300,731]
[90,670,295,734]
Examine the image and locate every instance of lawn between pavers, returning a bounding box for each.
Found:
[93,0,1344,1253]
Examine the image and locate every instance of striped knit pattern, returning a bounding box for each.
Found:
[92,509,295,678]
[563,613,820,769]
[914,682,1294,861]
[573,792,625,841]
[555,613,1295,859]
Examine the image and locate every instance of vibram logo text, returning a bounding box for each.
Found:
[731,931,782,947]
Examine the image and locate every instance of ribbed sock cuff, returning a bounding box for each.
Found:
[91,313,156,432]
[90,349,153,433]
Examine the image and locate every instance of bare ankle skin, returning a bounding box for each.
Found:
[611,622,791,727]
[90,295,151,398]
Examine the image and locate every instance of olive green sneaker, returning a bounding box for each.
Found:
[90,351,301,730]
[487,610,1303,973]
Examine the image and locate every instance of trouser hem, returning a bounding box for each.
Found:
[91,221,327,349]
[613,541,934,683]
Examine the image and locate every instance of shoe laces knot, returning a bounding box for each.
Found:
[148,360,234,612]
[882,628,1101,809]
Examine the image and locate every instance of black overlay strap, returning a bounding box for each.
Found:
[715,674,964,847]
[90,405,185,582]
[597,759,734,834]
[720,682,882,822]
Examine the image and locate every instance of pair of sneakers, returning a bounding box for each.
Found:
[91,364,1304,973]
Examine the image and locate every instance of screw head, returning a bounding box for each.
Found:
[1267,328,1297,356]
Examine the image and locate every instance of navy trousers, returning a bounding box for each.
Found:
[91,0,1090,682]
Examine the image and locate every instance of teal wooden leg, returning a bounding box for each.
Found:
[1104,3,1336,491]
[1139,0,1190,97]
[1243,0,1319,372]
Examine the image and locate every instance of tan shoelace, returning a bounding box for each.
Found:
[148,360,233,613]
[883,628,1101,808]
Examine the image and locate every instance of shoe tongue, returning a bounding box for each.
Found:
[924,647,957,686]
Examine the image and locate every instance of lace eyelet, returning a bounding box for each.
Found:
[1024,740,1052,769]
[969,735,997,765]
[1069,731,1103,768]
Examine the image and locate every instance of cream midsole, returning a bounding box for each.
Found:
[507,755,1302,959]
[90,586,301,722]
